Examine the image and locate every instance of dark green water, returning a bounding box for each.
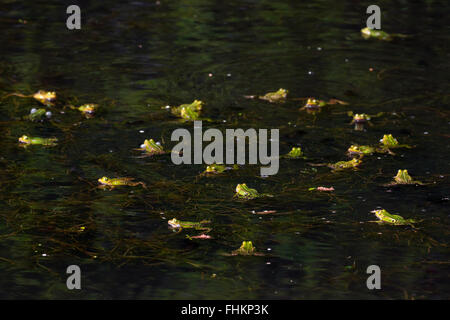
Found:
[0,0,449,299]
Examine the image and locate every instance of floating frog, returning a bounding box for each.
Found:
[384,169,424,186]
[170,100,203,118]
[370,209,416,226]
[328,158,362,171]
[136,139,166,156]
[26,108,52,122]
[98,176,147,188]
[361,27,409,41]
[168,218,211,233]
[283,147,306,159]
[32,90,56,106]
[18,135,57,146]
[229,241,264,256]
[347,145,376,157]
[4,90,56,106]
[299,97,348,112]
[235,183,272,200]
[70,104,98,118]
[347,111,384,130]
[379,134,413,150]
[259,88,288,103]
[180,106,201,120]
[202,163,238,175]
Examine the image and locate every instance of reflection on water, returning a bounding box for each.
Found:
[0,0,449,299]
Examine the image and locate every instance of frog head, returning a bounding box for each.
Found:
[142,139,164,153]
[353,113,371,123]
[238,241,255,254]
[380,134,399,147]
[189,100,203,112]
[79,104,97,114]
[180,106,200,120]
[205,163,226,173]
[168,218,181,228]
[18,135,31,144]
[305,98,320,109]
[350,158,362,166]
[275,88,288,97]
[33,90,56,104]
[394,169,413,184]
[286,147,304,158]
[98,177,110,185]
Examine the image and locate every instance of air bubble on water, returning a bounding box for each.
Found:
[156,141,161,145]
[45,111,52,118]
[140,144,145,148]
[30,108,37,114]
[139,130,144,133]
[424,131,429,134]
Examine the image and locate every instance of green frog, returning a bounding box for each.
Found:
[70,104,98,117]
[180,106,201,120]
[170,100,203,118]
[202,163,238,175]
[384,169,424,186]
[347,144,392,157]
[328,158,362,170]
[371,209,416,226]
[259,88,288,103]
[137,139,166,156]
[361,27,409,41]
[26,108,52,122]
[347,111,384,129]
[4,90,56,106]
[230,241,264,256]
[168,218,211,233]
[98,176,147,188]
[235,183,272,200]
[299,97,348,112]
[283,147,306,159]
[347,145,376,157]
[33,90,56,106]
[379,134,413,150]
[18,135,57,146]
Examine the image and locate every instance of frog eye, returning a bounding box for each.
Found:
[140,144,146,149]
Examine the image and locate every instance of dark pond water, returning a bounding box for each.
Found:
[0,0,449,299]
